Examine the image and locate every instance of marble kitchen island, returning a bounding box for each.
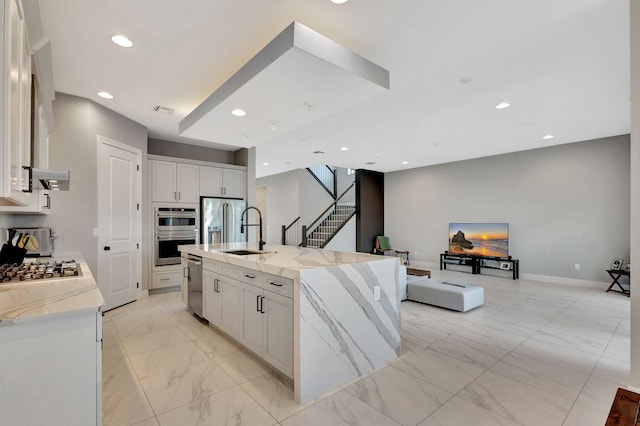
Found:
[180,243,403,404]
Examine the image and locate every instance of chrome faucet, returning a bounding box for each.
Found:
[240,206,265,251]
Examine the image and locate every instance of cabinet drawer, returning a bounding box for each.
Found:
[152,270,183,289]
[203,259,221,273]
[219,262,243,279]
[238,267,261,286]
[263,274,293,298]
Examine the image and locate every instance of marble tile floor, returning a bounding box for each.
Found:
[102,269,630,425]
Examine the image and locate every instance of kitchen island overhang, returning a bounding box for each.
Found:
[179,243,403,404]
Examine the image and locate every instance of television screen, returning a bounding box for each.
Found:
[449,223,509,258]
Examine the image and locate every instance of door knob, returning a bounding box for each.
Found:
[103,246,111,251]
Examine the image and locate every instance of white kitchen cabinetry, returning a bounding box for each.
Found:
[0,103,50,213]
[201,259,293,378]
[261,289,294,376]
[239,280,263,353]
[203,269,242,338]
[151,268,183,289]
[0,310,102,425]
[150,159,199,203]
[200,166,244,199]
[0,0,32,205]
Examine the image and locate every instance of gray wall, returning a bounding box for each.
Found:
[385,135,630,282]
[256,169,300,244]
[10,93,149,286]
[148,138,237,164]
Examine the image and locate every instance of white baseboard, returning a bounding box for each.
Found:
[519,272,607,289]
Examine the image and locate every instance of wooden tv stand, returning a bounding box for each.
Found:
[440,251,520,280]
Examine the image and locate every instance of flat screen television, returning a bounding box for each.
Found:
[448,223,509,258]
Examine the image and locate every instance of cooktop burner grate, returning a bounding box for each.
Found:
[0,260,82,283]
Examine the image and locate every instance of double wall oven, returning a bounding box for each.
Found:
[154,206,198,266]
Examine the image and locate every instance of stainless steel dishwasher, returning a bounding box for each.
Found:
[185,254,203,317]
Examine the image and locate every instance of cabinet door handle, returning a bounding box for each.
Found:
[183,266,188,278]
[159,278,170,281]
[215,278,220,293]
[43,193,51,209]
[269,281,283,287]
[260,296,265,313]
[178,191,181,200]
[256,294,261,312]
[221,187,224,195]
[244,274,255,279]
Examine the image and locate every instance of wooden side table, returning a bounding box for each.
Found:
[606,269,630,296]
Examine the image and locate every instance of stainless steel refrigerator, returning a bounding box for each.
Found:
[200,197,246,245]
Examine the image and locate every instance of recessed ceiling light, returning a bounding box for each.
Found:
[331,0,349,4]
[542,134,554,140]
[402,161,409,165]
[231,108,246,117]
[262,162,269,166]
[495,102,510,109]
[341,147,349,151]
[111,34,134,48]
[97,91,113,99]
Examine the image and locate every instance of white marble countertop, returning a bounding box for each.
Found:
[180,243,392,279]
[0,259,105,326]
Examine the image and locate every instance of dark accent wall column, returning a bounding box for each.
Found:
[355,169,384,253]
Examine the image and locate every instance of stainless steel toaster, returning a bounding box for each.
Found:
[9,227,54,257]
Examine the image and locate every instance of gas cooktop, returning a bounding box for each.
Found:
[0,260,82,283]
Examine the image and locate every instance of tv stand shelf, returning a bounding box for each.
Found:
[440,252,519,280]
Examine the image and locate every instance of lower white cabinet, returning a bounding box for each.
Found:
[202,260,293,378]
[0,309,102,425]
[260,289,294,377]
[239,281,263,354]
[203,270,241,338]
[152,268,183,289]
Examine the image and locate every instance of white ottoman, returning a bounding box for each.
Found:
[407,278,484,312]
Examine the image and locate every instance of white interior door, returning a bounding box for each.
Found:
[98,136,141,310]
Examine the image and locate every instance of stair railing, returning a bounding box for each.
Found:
[301,182,355,247]
[306,164,336,199]
[281,216,301,246]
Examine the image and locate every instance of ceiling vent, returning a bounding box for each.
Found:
[153,105,174,115]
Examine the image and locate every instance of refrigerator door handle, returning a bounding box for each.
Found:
[221,203,228,243]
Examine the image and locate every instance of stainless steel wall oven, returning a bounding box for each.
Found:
[154,206,198,266]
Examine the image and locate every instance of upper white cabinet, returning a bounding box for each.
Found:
[150,159,199,203]
[1,0,32,205]
[0,97,50,214]
[200,166,244,199]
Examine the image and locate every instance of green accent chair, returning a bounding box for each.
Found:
[374,236,410,265]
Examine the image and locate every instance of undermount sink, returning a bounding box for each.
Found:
[222,249,268,256]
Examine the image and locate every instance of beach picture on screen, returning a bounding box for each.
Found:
[449,223,509,258]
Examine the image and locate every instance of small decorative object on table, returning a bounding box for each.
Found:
[610,258,624,270]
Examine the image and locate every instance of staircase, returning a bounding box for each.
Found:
[305,204,355,248]
[281,166,355,248]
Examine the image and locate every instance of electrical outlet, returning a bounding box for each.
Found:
[373,285,381,301]
[414,250,418,256]
[575,263,580,270]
